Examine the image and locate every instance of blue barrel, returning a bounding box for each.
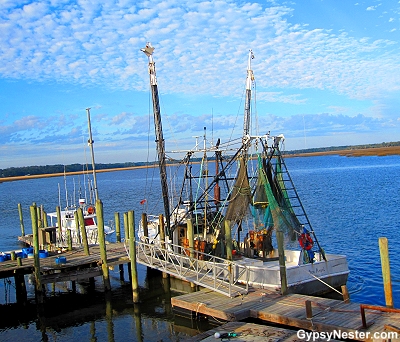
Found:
[15,252,25,259]
[0,255,5,262]
[55,256,67,264]
[39,250,48,258]
[22,247,33,257]
[5,253,11,260]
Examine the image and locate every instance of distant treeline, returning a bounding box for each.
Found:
[0,162,152,178]
[1,141,399,178]
[283,141,400,155]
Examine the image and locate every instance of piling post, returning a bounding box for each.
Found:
[128,210,139,303]
[187,218,194,258]
[30,204,44,304]
[124,212,131,282]
[115,212,121,242]
[158,214,168,278]
[74,213,81,245]
[276,230,288,295]
[18,203,25,236]
[96,199,111,291]
[43,208,48,227]
[341,285,350,303]
[142,213,148,241]
[115,212,124,281]
[77,208,90,255]
[225,220,232,261]
[36,205,42,228]
[56,206,62,244]
[305,300,313,319]
[159,214,165,246]
[379,237,393,308]
[124,212,129,240]
[187,218,195,288]
[67,229,73,251]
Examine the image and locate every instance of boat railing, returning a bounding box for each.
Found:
[135,238,249,297]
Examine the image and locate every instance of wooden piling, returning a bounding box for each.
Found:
[187,218,195,288]
[96,199,111,291]
[123,212,129,240]
[225,220,232,261]
[159,214,165,245]
[142,213,148,240]
[18,203,25,236]
[77,208,90,255]
[124,211,131,282]
[115,212,121,242]
[30,204,44,304]
[305,300,313,319]
[159,214,168,279]
[56,206,62,242]
[115,212,124,281]
[67,229,73,251]
[187,218,194,258]
[341,285,350,303]
[276,230,288,295]
[128,210,139,303]
[74,213,81,245]
[379,237,393,308]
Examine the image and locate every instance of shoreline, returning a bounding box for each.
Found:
[1,145,400,183]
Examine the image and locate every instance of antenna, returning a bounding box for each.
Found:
[86,108,99,201]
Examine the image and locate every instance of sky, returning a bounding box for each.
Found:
[1,0,400,169]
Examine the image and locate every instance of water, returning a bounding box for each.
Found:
[0,155,399,341]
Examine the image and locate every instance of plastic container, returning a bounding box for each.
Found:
[0,255,6,262]
[15,252,25,259]
[38,250,48,258]
[55,256,67,265]
[22,247,33,257]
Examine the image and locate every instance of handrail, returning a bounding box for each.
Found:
[133,237,249,297]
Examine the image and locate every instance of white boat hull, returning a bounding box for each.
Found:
[234,250,349,295]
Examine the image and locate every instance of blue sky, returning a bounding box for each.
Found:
[1,0,400,168]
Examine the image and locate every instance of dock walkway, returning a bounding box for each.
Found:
[172,289,400,341]
[0,242,130,284]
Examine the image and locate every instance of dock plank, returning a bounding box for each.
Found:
[171,290,400,341]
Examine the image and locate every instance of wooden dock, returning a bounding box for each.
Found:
[0,242,130,284]
[172,289,400,341]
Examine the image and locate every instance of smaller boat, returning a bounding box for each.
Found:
[47,108,115,247]
[47,198,115,247]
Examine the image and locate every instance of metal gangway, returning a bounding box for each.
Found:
[133,238,249,297]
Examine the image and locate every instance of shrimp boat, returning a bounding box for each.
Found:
[139,43,349,295]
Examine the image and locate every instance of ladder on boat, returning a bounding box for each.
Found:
[275,153,313,232]
[134,239,249,298]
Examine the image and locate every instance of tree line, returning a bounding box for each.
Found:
[1,141,399,178]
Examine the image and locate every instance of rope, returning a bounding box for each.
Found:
[307,270,343,295]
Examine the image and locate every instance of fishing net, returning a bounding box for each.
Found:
[255,154,302,238]
[225,157,251,222]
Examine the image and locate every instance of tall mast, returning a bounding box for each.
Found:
[86,107,99,201]
[141,43,171,238]
[243,49,254,142]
